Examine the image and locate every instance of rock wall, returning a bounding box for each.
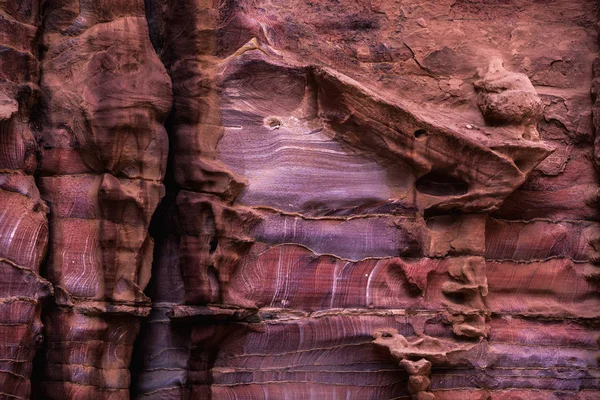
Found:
[32,0,171,398]
[0,2,51,398]
[0,0,598,399]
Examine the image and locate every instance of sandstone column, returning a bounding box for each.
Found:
[34,1,172,398]
[0,2,52,398]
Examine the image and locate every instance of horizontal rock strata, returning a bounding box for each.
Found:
[0,2,50,398]
[29,0,172,398]
[132,0,600,399]
[0,0,599,399]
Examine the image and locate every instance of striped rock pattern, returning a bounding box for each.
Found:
[0,0,599,399]
[132,0,600,399]
[31,0,172,398]
[0,2,51,398]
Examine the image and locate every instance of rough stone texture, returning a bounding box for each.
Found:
[475,57,544,128]
[0,0,599,399]
[0,2,52,398]
[132,0,599,398]
[32,0,171,398]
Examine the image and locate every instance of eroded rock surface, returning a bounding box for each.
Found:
[31,0,171,398]
[0,0,599,399]
[0,2,51,398]
[475,57,544,128]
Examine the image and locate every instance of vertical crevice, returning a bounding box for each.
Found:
[129,4,184,398]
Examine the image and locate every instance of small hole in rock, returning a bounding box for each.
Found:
[209,236,219,254]
[443,291,467,304]
[265,117,282,130]
[414,129,427,139]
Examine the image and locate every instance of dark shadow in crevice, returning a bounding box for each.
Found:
[415,170,469,197]
[423,207,464,220]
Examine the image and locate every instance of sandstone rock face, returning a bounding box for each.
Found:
[0,2,51,398]
[475,57,544,128]
[0,0,599,399]
[33,1,171,398]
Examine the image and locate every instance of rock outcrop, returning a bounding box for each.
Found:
[31,0,171,398]
[475,57,544,127]
[0,0,599,399]
[0,2,51,398]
